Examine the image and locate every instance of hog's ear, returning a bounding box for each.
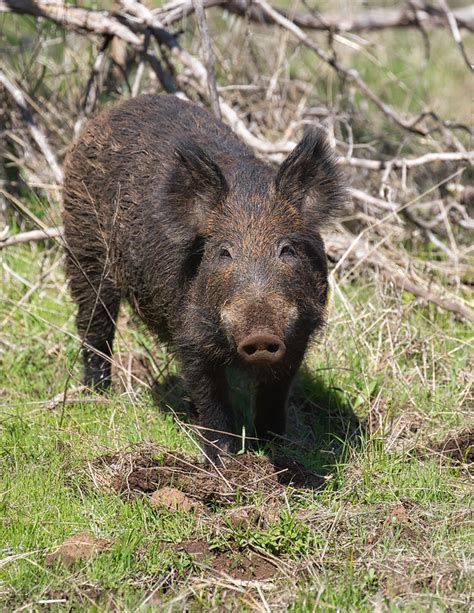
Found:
[275,129,348,226]
[169,143,228,232]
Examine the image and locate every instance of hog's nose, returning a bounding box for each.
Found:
[237,333,286,364]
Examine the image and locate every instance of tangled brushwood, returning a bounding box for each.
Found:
[1,0,473,324]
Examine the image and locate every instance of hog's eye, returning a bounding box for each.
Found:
[219,246,233,259]
[278,242,297,259]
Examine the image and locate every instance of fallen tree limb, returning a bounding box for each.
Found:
[157,0,474,32]
[344,150,474,170]
[0,0,142,45]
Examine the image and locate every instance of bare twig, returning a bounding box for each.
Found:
[131,58,146,97]
[0,69,63,183]
[82,36,112,116]
[192,0,221,119]
[0,226,63,249]
[144,53,180,93]
[438,0,474,71]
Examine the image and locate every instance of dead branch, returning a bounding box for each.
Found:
[157,0,474,32]
[0,69,63,183]
[0,0,141,45]
[82,36,112,116]
[344,151,474,170]
[0,226,63,249]
[144,52,180,94]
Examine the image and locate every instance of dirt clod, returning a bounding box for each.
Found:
[150,487,198,512]
[388,504,409,522]
[179,539,212,563]
[212,550,276,581]
[225,506,253,528]
[45,532,113,567]
[273,455,325,489]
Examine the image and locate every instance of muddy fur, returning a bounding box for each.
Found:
[63,94,348,457]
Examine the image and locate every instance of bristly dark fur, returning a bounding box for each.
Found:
[63,94,348,458]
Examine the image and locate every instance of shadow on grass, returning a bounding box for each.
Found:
[281,365,362,486]
[150,365,362,491]
[150,373,198,420]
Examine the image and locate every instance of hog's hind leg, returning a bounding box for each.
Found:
[66,250,121,391]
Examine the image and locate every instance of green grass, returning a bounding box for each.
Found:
[1,242,472,610]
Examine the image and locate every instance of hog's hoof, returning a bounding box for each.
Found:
[84,374,112,393]
[202,434,238,466]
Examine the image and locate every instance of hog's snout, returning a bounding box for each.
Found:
[237,332,286,364]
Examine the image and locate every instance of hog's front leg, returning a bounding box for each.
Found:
[180,360,237,458]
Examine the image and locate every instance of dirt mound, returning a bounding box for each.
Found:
[88,444,322,505]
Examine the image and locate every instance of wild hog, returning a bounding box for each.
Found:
[63,94,347,457]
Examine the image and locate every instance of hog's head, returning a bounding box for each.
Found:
[168,130,348,371]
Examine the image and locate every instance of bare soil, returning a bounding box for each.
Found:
[424,428,474,464]
[178,539,277,581]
